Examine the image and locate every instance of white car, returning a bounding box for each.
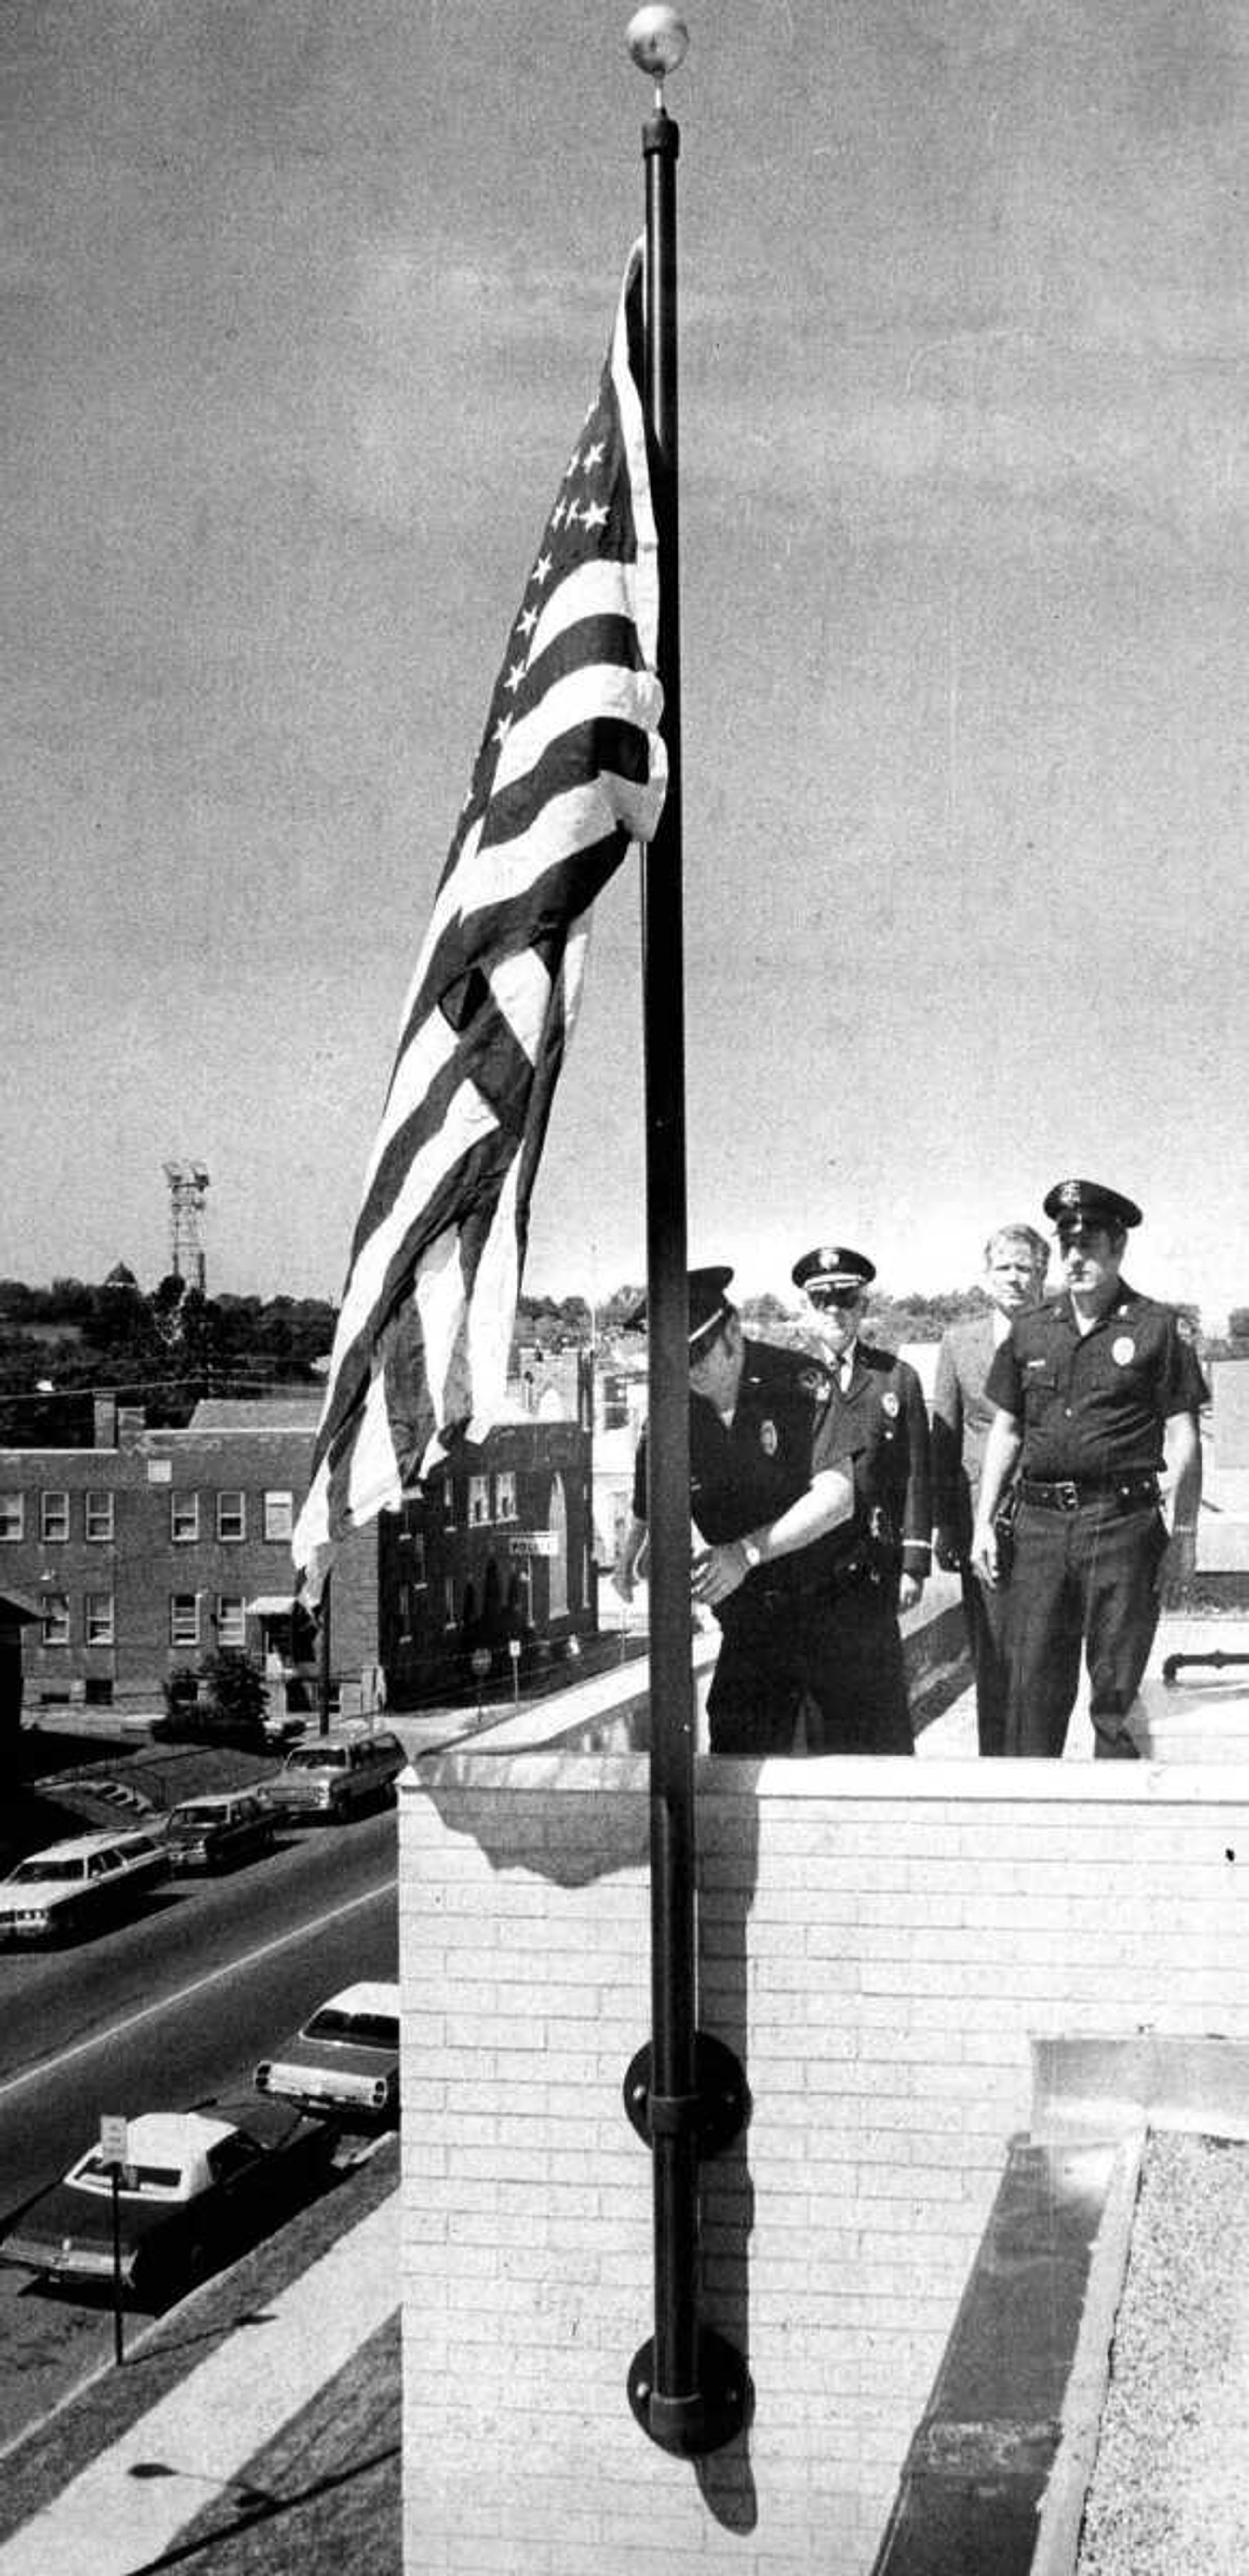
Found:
[264,1729,407,1824]
[0,1831,172,1945]
[254,1981,401,2123]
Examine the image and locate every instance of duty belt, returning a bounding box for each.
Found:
[1017,1473,1159,1513]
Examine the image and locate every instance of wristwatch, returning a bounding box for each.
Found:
[740,1535,764,1572]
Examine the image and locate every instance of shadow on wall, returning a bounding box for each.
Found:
[416,1731,765,2528]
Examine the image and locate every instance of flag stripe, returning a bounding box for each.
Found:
[293,241,663,1599]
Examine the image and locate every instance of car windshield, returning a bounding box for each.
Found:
[6,1857,85,1884]
[285,1748,347,1771]
[72,2155,187,2199]
[303,2006,396,2047]
[172,1806,221,1828]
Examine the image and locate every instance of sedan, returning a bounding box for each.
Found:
[0,2099,338,2309]
[254,1981,401,2125]
[164,1791,277,1873]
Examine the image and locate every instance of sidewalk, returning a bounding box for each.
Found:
[0,2178,398,2576]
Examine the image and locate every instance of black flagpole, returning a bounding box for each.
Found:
[623,5,747,2459]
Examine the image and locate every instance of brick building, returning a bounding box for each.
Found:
[0,1381,596,1721]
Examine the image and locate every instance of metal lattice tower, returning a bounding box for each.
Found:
[163,1161,211,1293]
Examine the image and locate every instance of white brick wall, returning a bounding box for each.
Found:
[400,1755,1249,2575]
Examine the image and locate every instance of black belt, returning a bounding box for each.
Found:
[1017,1473,1158,1513]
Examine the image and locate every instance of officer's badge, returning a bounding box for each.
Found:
[1111,1336,1135,1366]
[882,1390,899,1418]
[798,1366,827,1398]
[760,1419,778,1455]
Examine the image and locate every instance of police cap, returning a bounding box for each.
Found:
[629,1265,736,1350]
[791,1244,876,1294]
[1042,1178,1142,1234]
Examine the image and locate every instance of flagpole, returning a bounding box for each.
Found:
[624,5,747,2460]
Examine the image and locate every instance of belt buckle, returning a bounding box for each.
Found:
[1056,1480,1079,1512]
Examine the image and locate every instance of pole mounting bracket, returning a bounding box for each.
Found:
[627,2323,751,2456]
[623,2032,748,2157]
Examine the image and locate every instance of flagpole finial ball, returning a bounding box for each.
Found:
[627,5,689,82]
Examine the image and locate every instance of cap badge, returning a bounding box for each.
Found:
[1112,1336,1135,1367]
[760,1419,778,1456]
[1059,1179,1081,1207]
[882,1390,900,1418]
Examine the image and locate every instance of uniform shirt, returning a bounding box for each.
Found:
[630,1338,854,1606]
[822,1340,932,1580]
[984,1285,1208,1479]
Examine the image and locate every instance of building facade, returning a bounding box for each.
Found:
[0,1384,595,1720]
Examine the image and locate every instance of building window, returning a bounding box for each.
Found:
[410,1530,427,1584]
[468,1473,490,1526]
[41,1492,70,1543]
[41,1592,71,1647]
[264,1490,294,1541]
[0,1494,23,1542]
[171,1492,200,1544]
[399,1582,414,1644]
[442,1474,456,1529]
[85,1592,115,1647]
[170,1594,200,1649]
[217,1491,246,1542]
[85,1490,115,1543]
[443,1574,457,1628]
[494,1469,517,1524]
[216,1595,246,1648]
[602,1373,630,1431]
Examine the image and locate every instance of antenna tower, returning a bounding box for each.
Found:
[163,1161,211,1293]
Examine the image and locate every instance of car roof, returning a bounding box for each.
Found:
[111,2111,236,2161]
[310,1981,400,2018]
[169,1793,252,1816]
[13,1830,157,1863]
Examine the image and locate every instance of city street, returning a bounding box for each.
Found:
[0,1809,397,2445]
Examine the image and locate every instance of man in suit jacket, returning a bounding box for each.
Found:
[791,1243,932,1754]
[931,1223,1050,1751]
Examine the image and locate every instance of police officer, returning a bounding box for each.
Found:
[790,1244,933,1754]
[615,1266,858,1756]
[971,1180,1206,1758]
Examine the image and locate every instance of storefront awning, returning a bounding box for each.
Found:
[244,1594,300,1616]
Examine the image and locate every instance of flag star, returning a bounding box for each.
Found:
[581,500,608,531]
[531,553,553,587]
[516,604,538,638]
[582,440,605,470]
[493,712,512,747]
[562,451,580,482]
[562,501,581,531]
[504,661,526,694]
[550,499,565,531]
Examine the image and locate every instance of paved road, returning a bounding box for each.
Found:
[0,1808,398,2443]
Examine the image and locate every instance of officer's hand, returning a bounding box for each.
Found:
[970,1523,999,1589]
[691,1542,748,1608]
[898,1571,924,1614]
[933,1530,963,1573]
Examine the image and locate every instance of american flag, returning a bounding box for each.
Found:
[293,244,666,1599]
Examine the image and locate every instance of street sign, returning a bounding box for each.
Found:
[508,1532,557,1558]
[99,2114,128,2166]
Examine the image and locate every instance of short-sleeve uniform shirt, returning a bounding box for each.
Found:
[631,1339,854,1603]
[984,1286,1207,1479]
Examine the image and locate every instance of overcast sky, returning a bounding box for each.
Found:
[4,1,1247,1323]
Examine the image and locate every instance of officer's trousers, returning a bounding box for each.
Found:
[1003,1499,1168,1758]
[709,1586,913,1758]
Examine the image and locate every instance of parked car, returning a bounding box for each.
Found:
[0,1831,172,1946]
[0,2098,337,2307]
[254,1981,401,2124]
[263,1729,407,1825]
[164,1791,277,1873]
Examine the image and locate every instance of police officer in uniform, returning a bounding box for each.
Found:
[790,1247,931,1753]
[616,1266,858,1756]
[971,1180,1206,1758]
